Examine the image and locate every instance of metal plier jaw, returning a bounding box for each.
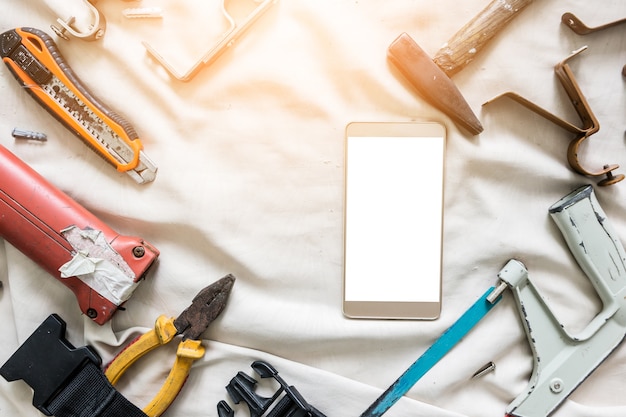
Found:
[105,274,236,417]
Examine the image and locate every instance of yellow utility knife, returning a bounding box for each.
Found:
[0,27,157,184]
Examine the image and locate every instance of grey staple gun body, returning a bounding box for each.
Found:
[500,185,626,417]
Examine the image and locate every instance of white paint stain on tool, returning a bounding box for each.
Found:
[58,226,138,305]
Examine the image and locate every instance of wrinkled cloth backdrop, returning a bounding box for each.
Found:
[1,1,625,416]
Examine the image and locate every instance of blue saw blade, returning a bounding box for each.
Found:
[361,286,502,417]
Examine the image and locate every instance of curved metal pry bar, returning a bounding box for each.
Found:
[484,46,624,186]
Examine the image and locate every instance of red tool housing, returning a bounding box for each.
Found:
[0,145,159,324]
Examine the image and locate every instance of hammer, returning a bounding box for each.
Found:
[388,0,534,135]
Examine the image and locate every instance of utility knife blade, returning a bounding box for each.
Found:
[0,27,157,184]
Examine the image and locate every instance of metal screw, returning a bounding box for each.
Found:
[133,246,146,258]
[549,378,564,393]
[86,308,98,319]
[471,361,496,379]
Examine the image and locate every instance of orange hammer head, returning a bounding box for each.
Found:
[388,33,483,136]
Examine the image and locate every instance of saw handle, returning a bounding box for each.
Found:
[549,185,626,337]
[433,0,534,76]
[502,187,626,417]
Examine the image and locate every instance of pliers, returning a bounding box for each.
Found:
[105,274,236,417]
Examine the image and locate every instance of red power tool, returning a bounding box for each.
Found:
[0,145,159,324]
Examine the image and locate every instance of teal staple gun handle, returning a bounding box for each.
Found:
[499,185,626,417]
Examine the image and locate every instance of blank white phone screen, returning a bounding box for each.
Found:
[343,123,445,319]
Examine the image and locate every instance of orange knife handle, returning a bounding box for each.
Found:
[433,0,534,76]
[0,27,143,172]
[0,144,159,324]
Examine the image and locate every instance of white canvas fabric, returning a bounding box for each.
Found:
[1,1,625,416]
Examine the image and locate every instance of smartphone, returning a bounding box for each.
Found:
[343,122,446,319]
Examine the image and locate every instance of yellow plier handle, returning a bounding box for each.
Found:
[105,315,206,417]
[144,338,205,417]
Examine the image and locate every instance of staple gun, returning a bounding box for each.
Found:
[0,27,157,184]
[0,144,159,324]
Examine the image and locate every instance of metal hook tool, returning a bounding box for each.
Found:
[51,0,106,41]
[561,12,626,35]
[484,46,624,186]
[562,12,626,82]
[142,0,277,82]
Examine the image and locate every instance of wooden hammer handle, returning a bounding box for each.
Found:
[433,0,533,76]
